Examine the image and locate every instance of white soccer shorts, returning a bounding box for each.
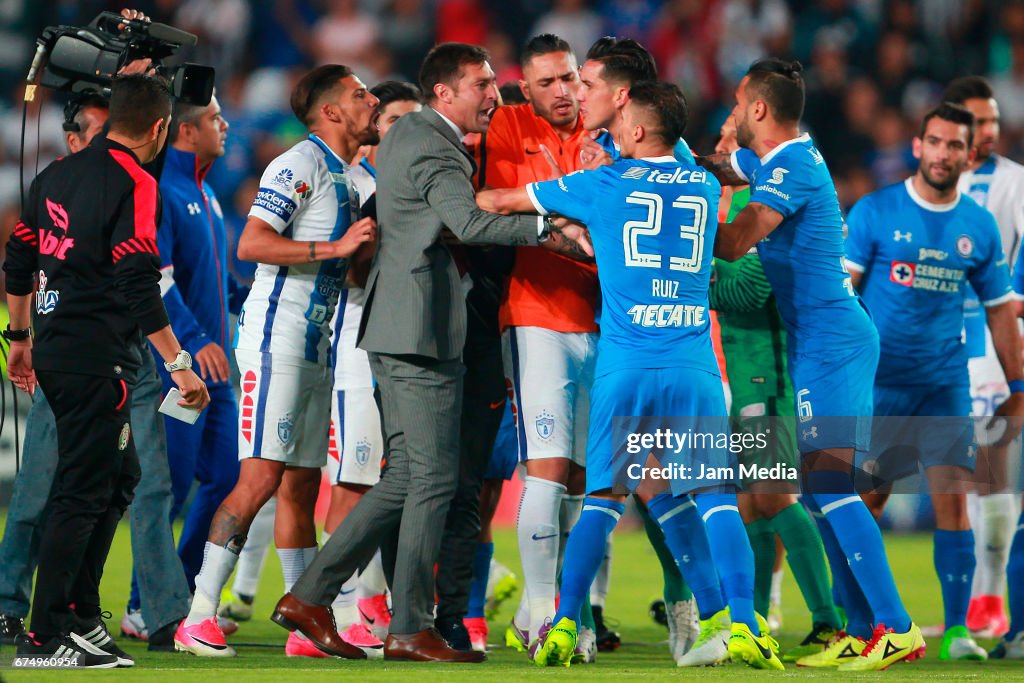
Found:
[501,326,597,465]
[236,348,332,468]
[325,385,383,486]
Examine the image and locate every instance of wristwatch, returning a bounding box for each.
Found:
[2,325,31,342]
[164,349,193,373]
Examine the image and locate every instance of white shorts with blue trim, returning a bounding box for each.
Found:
[501,326,596,466]
[326,385,383,486]
[236,348,332,468]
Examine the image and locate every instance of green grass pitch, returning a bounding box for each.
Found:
[3,518,1024,681]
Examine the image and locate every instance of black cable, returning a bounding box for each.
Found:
[19,98,27,211]
[0,340,10,474]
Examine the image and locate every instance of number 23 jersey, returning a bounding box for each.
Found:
[527,156,721,378]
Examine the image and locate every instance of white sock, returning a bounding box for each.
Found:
[976,492,1018,596]
[232,497,277,597]
[590,535,612,608]
[277,546,318,594]
[770,568,784,607]
[188,542,241,626]
[517,475,565,633]
[357,549,388,599]
[557,494,584,579]
[514,592,531,633]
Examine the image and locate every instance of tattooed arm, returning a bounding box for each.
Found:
[541,215,594,262]
[715,202,783,261]
[696,153,747,186]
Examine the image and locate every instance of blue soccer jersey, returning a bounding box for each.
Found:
[730,135,875,354]
[846,178,1011,387]
[527,157,721,379]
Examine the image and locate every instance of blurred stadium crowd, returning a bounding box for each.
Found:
[0,0,1022,287]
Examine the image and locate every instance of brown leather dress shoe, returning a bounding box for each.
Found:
[384,628,486,662]
[271,593,366,659]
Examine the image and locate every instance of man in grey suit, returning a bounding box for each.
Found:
[272,43,590,662]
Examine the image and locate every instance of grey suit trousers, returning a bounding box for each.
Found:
[292,352,463,634]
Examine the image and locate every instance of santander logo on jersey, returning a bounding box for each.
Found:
[41,198,74,260]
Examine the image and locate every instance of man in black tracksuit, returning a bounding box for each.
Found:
[3,74,209,668]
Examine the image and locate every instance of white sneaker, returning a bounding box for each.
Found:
[120,608,148,641]
[676,609,730,667]
[572,626,597,664]
[944,633,988,661]
[668,598,700,659]
[990,631,1024,660]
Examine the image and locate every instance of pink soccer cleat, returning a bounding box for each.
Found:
[464,617,488,652]
[285,631,331,658]
[173,618,236,657]
[340,622,384,659]
[358,594,391,641]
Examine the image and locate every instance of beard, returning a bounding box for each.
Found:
[920,163,959,192]
[736,119,754,149]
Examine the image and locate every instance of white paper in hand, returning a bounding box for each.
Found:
[159,388,201,424]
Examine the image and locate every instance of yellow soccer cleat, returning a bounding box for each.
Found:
[728,621,785,670]
[532,618,577,668]
[504,620,528,653]
[796,630,865,667]
[837,623,926,671]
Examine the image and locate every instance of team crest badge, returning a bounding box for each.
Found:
[118,423,131,451]
[278,414,295,445]
[956,234,974,257]
[536,410,555,440]
[889,261,915,286]
[355,440,371,466]
[294,180,311,199]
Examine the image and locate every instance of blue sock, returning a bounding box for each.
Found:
[467,542,494,619]
[805,496,873,639]
[128,568,141,611]
[647,493,725,619]
[934,529,974,630]
[1005,512,1024,639]
[692,492,757,630]
[809,470,910,633]
[552,498,624,626]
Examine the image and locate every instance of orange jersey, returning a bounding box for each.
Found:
[479,104,599,333]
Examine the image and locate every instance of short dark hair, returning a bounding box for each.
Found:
[943,75,994,105]
[920,102,975,147]
[419,43,490,101]
[499,81,527,105]
[371,80,423,111]
[745,58,805,124]
[169,96,210,144]
[585,36,657,86]
[290,64,354,126]
[107,74,172,138]
[627,81,688,147]
[521,33,573,69]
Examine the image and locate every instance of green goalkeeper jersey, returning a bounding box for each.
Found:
[709,187,793,416]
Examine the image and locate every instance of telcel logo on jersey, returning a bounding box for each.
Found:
[621,166,709,185]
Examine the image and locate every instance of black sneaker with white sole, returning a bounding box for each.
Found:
[71,611,135,667]
[14,633,119,668]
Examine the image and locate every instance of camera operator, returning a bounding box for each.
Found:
[4,73,209,668]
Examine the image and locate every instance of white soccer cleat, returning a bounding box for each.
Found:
[668,598,700,659]
[572,625,597,664]
[990,631,1024,660]
[676,610,730,667]
[120,608,148,641]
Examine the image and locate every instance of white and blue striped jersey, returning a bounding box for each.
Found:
[236,136,359,364]
[958,154,1024,359]
[331,158,376,388]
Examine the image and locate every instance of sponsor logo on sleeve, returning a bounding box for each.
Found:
[253,188,297,222]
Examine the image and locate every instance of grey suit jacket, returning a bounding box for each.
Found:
[358,107,541,360]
